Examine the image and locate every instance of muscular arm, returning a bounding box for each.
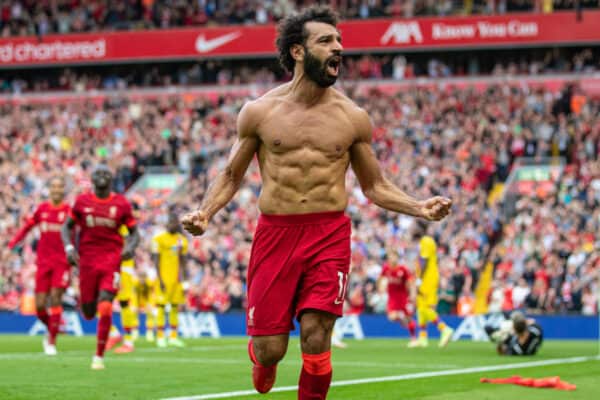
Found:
[61,216,76,249]
[61,216,78,266]
[199,103,260,220]
[8,217,36,249]
[121,225,140,260]
[179,253,189,281]
[349,108,451,220]
[182,102,260,235]
[153,253,164,290]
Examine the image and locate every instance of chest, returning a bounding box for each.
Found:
[37,207,67,233]
[38,208,67,224]
[258,105,355,155]
[78,199,123,229]
[388,268,406,282]
[159,236,183,254]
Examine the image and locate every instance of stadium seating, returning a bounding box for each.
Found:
[2,0,598,38]
[1,79,598,315]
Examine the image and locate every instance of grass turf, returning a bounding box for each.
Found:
[0,335,598,400]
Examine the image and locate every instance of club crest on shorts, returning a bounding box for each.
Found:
[248,306,255,326]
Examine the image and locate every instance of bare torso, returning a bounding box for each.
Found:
[250,83,358,214]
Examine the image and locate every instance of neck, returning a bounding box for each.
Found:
[50,199,62,207]
[288,67,328,106]
[94,188,110,199]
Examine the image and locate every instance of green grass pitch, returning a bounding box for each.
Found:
[0,335,598,399]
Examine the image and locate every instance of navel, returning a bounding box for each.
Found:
[336,145,342,152]
[274,139,281,146]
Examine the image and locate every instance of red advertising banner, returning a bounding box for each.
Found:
[0,11,598,67]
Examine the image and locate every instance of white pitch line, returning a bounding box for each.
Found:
[0,344,245,359]
[0,352,458,369]
[160,355,600,400]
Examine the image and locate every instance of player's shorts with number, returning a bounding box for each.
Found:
[246,211,351,336]
[79,255,121,304]
[35,262,70,293]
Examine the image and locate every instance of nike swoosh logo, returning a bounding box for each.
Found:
[195,32,241,53]
[334,299,343,305]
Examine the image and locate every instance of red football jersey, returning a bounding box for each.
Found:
[70,192,135,265]
[381,263,412,305]
[9,202,70,268]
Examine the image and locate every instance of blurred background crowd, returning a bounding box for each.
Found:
[1,47,599,94]
[1,0,599,38]
[1,79,598,316]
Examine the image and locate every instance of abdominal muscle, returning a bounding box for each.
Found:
[256,145,350,215]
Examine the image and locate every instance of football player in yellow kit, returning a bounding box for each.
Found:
[410,222,454,348]
[131,266,158,342]
[107,224,140,353]
[153,213,188,348]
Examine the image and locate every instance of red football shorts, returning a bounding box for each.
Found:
[35,263,70,293]
[79,263,120,304]
[246,211,351,336]
[387,298,413,317]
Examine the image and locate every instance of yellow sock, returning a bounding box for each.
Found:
[419,330,428,339]
[121,306,135,342]
[146,308,155,330]
[437,321,447,332]
[157,306,166,338]
[109,325,120,337]
[169,308,178,338]
[131,308,140,332]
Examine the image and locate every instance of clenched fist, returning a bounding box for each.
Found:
[181,210,209,236]
[419,196,452,221]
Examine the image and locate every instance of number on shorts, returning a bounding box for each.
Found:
[113,272,120,289]
[335,271,348,305]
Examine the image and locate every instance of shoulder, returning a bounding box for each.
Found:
[72,193,87,207]
[113,193,131,207]
[331,90,371,141]
[421,235,436,246]
[237,85,288,134]
[153,231,165,241]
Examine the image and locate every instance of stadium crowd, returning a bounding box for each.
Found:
[1,47,598,94]
[1,0,599,37]
[1,79,599,316]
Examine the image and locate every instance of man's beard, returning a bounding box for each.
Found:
[303,47,338,88]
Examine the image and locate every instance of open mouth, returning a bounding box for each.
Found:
[326,57,341,76]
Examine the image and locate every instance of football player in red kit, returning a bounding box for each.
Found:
[61,164,140,370]
[379,250,417,345]
[8,176,70,356]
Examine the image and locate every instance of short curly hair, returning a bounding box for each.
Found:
[276,5,339,73]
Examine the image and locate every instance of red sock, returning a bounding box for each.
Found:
[298,351,332,400]
[48,306,62,345]
[96,301,112,357]
[36,309,49,328]
[407,320,416,339]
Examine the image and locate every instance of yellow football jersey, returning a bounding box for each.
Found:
[418,235,439,301]
[151,231,188,285]
[119,225,135,268]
